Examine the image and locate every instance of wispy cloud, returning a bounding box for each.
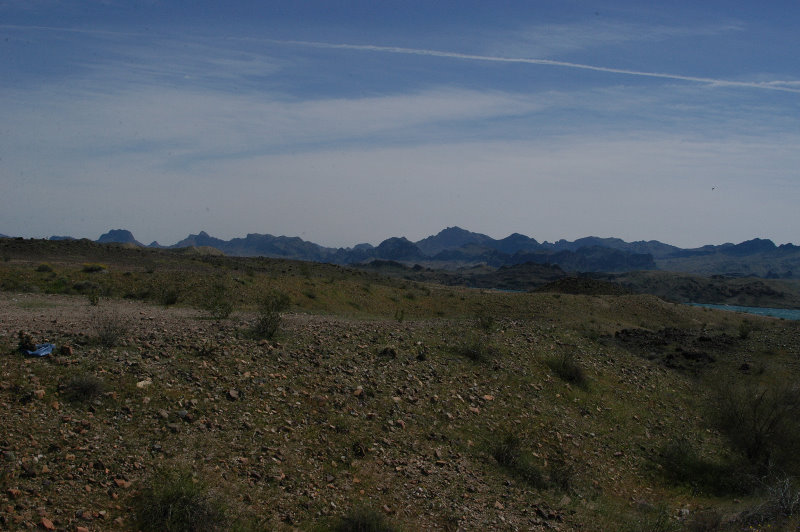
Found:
[5,24,798,93]
[485,20,744,59]
[265,39,800,94]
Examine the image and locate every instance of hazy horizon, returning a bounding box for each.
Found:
[3,225,796,251]
[2,1,798,249]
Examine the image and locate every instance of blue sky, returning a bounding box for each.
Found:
[1,1,798,248]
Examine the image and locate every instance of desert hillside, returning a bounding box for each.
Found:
[2,240,800,531]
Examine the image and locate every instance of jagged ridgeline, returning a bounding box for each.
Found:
[35,226,800,278]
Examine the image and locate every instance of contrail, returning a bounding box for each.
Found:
[267,39,800,94]
[5,25,798,94]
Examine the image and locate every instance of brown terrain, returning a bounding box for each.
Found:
[2,239,800,531]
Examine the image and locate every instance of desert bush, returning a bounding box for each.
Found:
[72,280,102,304]
[473,308,496,334]
[194,340,219,359]
[331,505,399,532]
[451,330,497,363]
[202,281,234,320]
[94,312,129,347]
[490,432,547,488]
[656,438,750,495]
[544,352,588,389]
[87,289,101,306]
[82,263,107,273]
[73,280,101,294]
[63,374,104,402]
[35,263,53,273]
[155,283,181,306]
[752,473,800,520]
[17,330,36,352]
[251,291,290,340]
[134,468,227,532]
[738,320,753,340]
[709,376,800,472]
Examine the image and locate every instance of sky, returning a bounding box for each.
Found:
[1,1,799,249]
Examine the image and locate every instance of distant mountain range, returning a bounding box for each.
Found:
[2,227,798,278]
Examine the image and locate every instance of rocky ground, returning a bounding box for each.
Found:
[1,289,799,531]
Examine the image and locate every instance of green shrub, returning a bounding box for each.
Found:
[251,291,290,340]
[544,352,588,389]
[451,331,497,363]
[156,283,181,306]
[82,263,107,273]
[73,280,101,294]
[332,506,399,532]
[473,308,496,334]
[36,263,53,273]
[202,281,234,320]
[709,377,800,472]
[738,320,753,340]
[656,438,751,495]
[64,374,104,402]
[490,432,547,488]
[94,312,128,347]
[87,290,101,306]
[134,469,227,532]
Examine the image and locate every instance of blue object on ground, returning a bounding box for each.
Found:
[25,343,55,357]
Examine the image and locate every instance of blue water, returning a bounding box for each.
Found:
[689,303,800,320]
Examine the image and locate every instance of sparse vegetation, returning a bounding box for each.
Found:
[329,506,400,532]
[656,437,750,495]
[93,311,128,347]
[63,374,104,402]
[202,280,234,320]
[82,262,107,273]
[251,290,290,340]
[473,307,496,334]
[544,351,588,388]
[2,238,800,530]
[155,283,181,306]
[709,376,800,472]
[133,468,228,532]
[490,432,547,488]
[451,330,497,363]
[738,319,753,339]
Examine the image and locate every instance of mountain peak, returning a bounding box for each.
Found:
[97,229,141,246]
[416,227,493,255]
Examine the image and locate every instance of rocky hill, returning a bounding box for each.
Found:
[6,226,798,277]
[1,239,800,530]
